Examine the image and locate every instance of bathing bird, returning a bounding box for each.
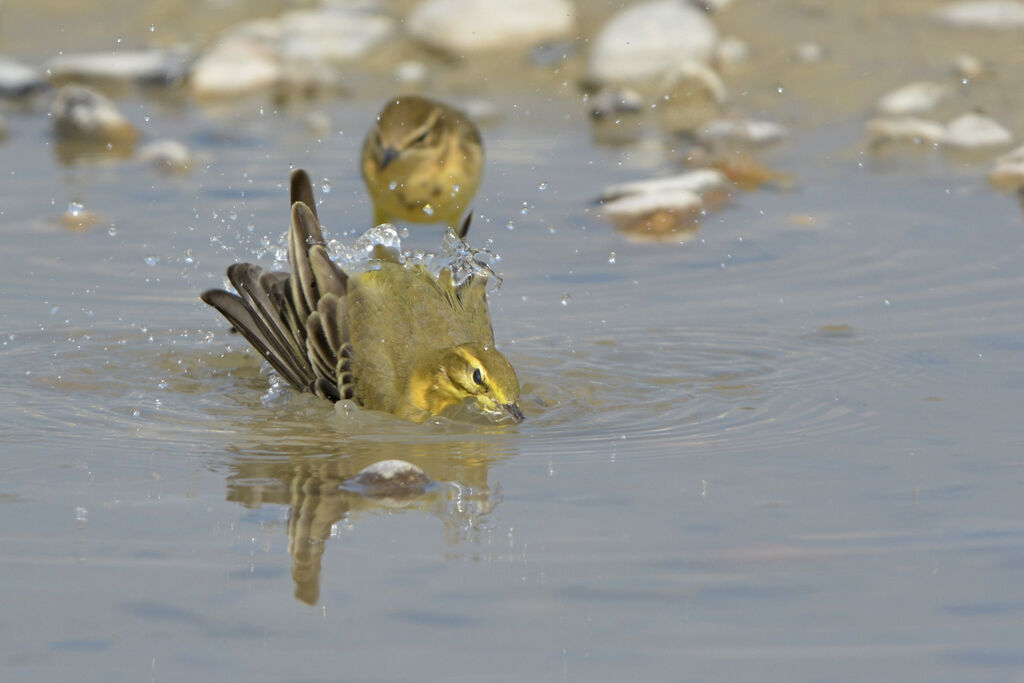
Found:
[201,169,521,423]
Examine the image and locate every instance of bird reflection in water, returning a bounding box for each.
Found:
[224,434,508,605]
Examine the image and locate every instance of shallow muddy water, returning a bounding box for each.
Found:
[2,1,1024,681]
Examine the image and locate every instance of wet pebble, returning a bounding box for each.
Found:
[0,56,47,98]
[698,117,787,146]
[50,84,138,145]
[137,139,192,174]
[601,189,705,240]
[406,0,575,53]
[599,168,731,240]
[587,0,718,85]
[933,0,1024,28]
[876,81,951,115]
[865,116,945,146]
[349,459,431,499]
[600,168,730,203]
[942,112,1013,149]
[46,48,192,86]
[988,144,1024,191]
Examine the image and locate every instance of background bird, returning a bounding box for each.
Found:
[361,95,483,236]
[201,169,521,423]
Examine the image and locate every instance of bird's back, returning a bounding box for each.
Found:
[347,262,495,414]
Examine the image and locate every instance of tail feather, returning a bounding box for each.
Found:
[200,288,310,390]
[226,263,313,386]
[201,168,355,403]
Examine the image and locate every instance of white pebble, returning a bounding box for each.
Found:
[407,0,575,53]
[933,0,1024,27]
[394,60,428,84]
[942,112,1013,148]
[46,48,191,85]
[137,139,192,173]
[0,56,47,97]
[865,116,946,145]
[587,0,718,84]
[699,117,787,145]
[600,169,729,202]
[792,41,825,64]
[988,144,1024,191]
[876,81,951,115]
[190,39,281,98]
[952,53,986,79]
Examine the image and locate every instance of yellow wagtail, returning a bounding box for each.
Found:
[201,169,522,423]
[361,95,483,236]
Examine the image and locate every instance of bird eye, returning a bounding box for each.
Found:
[411,130,429,145]
[472,368,485,386]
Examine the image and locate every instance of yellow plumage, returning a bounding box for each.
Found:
[361,95,483,232]
[201,169,521,424]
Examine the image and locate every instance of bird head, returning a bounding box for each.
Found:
[371,96,444,171]
[435,343,523,423]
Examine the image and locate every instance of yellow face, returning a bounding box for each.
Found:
[443,344,523,422]
[361,96,483,226]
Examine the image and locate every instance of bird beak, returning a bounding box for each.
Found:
[379,146,399,169]
[503,403,524,424]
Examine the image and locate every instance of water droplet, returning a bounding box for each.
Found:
[776,85,784,94]
[75,506,88,522]
[520,202,530,216]
[143,114,151,123]
[399,226,410,238]
[107,226,117,237]
[538,181,548,191]
[157,379,169,389]
[321,179,331,194]
[228,210,238,222]
[144,254,159,266]
[183,248,196,265]
[49,305,60,316]
[247,223,255,232]
[560,293,571,307]
[149,23,156,32]
[423,204,434,216]
[67,201,84,217]
[608,251,616,264]
[506,221,516,231]
[388,181,398,191]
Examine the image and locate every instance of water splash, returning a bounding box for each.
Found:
[325,225,502,290]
